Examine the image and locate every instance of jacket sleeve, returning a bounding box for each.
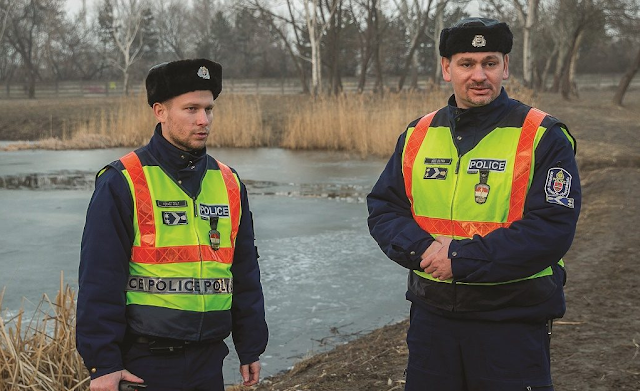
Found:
[449,124,581,283]
[76,167,133,379]
[230,176,268,365]
[367,128,435,270]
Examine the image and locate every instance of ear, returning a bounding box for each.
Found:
[441,57,452,82]
[153,102,168,123]
[502,54,510,80]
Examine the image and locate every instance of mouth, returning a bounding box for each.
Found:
[469,85,492,95]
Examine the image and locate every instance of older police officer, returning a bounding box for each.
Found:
[367,18,580,390]
[77,59,268,391]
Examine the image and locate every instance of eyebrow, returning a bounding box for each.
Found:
[456,54,501,63]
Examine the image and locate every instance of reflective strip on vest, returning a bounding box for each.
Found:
[126,276,232,294]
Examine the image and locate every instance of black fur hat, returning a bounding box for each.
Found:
[439,18,513,58]
[145,59,222,106]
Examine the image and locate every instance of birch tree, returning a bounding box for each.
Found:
[98,0,150,95]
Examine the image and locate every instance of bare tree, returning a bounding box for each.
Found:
[349,0,382,93]
[246,0,311,93]
[0,0,12,43]
[98,0,149,95]
[394,0,433,91]
[608,0,640,106]
[155,0,193,60]
[303,0,339,95]
[4,0,64,98]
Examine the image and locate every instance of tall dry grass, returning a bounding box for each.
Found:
[282,79,536,158]
[0,274,89,391]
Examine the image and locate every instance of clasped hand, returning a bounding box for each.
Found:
[419,236,453,281]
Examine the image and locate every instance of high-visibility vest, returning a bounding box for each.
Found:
[117,150,241,340]
[402,108,571,287]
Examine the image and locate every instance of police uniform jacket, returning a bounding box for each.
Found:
[77,126,268,379]
[367,88,581,322]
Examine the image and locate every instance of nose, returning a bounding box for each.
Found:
[470,65,487,82]
[196,109,210,126]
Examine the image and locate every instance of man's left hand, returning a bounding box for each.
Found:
[240,361,261,386]
[419,236,454,280]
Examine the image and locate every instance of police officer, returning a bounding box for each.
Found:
[77,59,268,391]
[367,18,580,390]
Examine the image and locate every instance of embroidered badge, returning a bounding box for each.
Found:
[424,167,448,180]
[162,211,188,226]
[545,168,575,208]
[197,66,210,79]
[471,35,486,48]
[474,170,490,204]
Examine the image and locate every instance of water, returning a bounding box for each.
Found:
[0,147,410,385]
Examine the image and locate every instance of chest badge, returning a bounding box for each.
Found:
[208,217,221,250]
[474,170,490,204]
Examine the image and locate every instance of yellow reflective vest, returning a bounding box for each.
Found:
[402,108,574,311]
[118,151,241,340]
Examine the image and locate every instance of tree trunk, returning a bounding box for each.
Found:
[612,46,640,106]
[561,27,584,100]
[521,0,539,88]
[432,0,446,85]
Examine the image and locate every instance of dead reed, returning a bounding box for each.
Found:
[0,274,89,391]
[281,79,536,158]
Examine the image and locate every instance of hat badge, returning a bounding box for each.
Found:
[471,35,486,48]
[197,66,210,80]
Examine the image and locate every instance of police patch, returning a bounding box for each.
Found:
[467,159,507,173]
[199,203,230,219]
[424,157,452,165]
[162,211,188,226]
[156,200,188,208]
[545,168,575,208]
[424,167,448,180]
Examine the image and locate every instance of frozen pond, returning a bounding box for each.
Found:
[0,147,410,385]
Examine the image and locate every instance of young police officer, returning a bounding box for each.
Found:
[77,59,268,391]
[367,18,580,390]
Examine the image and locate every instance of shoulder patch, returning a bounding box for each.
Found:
[545,168,574,208]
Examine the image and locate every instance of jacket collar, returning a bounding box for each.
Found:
[447,87,512,132]
[147,123,207,171]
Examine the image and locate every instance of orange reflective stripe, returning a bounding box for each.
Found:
[414,216,510,238]
[120,152,155,247]
[403,111,438,213]
[132,246,233,264]
[507,108,547,223]
[216,160,241,248]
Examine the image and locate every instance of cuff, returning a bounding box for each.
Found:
[238,354,261,366]
[88,365,124,380]
[406,238,432,269]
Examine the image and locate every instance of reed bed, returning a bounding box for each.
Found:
[4,78,534,158]
[0,274,89,391]
[282,79,536,158]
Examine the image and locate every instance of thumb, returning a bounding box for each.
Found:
[120,370,144,383]
[240,365,249,382]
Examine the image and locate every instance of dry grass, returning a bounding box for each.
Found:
[2,79,534,157]
[282,79,536,157]
[3,93,270,151]
[0,274,89,391]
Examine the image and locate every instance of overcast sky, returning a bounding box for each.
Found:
[65,0,483,17]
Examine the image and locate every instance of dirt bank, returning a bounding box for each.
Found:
[241,90,640,391]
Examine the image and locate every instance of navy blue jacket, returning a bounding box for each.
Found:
[77,126,268,379]
[367,89,581,322]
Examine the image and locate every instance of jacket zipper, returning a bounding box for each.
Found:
[193,196,205,340]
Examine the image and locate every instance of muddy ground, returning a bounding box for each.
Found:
[1,89,638,390]
[246,89,640,391]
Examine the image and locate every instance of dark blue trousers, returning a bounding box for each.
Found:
[405,304,554,391]
[122,338,228,391]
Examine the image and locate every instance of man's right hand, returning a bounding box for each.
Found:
[90,369,144,391]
